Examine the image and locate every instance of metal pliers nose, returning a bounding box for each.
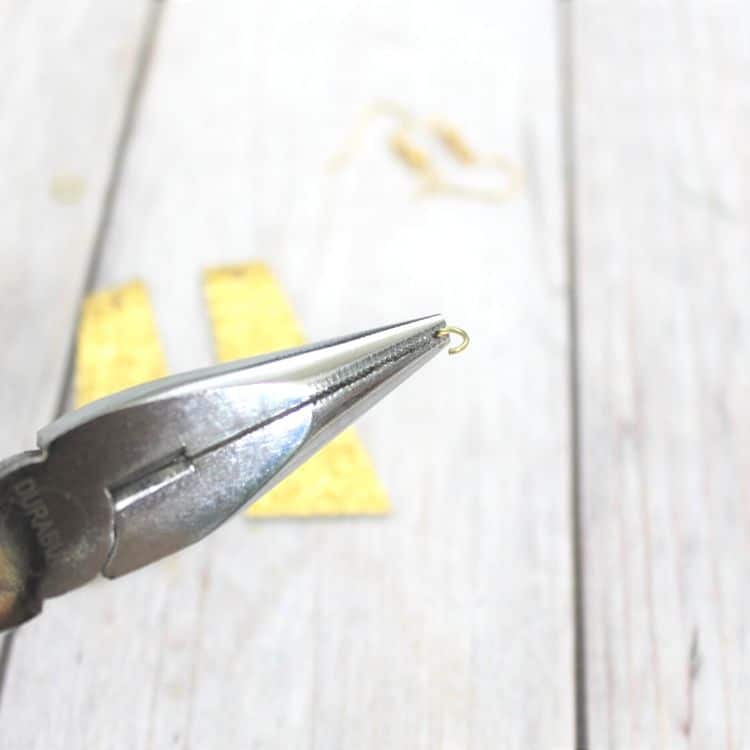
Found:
[0,315,452,631]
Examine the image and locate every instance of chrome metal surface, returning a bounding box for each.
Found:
[0,315,448,631]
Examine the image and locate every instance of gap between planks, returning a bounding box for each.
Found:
[558,1,589,748]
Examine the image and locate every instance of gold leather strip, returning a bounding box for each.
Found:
[204,262,390,517]
[74,280,167,408]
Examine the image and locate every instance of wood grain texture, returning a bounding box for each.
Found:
[0,0,152,706]
[573,2,750,747]
[1,0,573,747]
[0,0,152,455]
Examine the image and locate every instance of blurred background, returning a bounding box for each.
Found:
[0,1,748,748]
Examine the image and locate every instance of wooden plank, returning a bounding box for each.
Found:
[2,1,574,747]
[573,2,750,747]
[0,1,152,458]
[0,0,153,709]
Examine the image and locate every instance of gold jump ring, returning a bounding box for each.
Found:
[435,326,470,355]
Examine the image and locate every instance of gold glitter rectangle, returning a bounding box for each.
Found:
[75,280,168,408]
[203,262,390,517]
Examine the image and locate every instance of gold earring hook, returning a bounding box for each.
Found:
[423,119,523,203]
[327,101,414,171]
[435,326,470,355]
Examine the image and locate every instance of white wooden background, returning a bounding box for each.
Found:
[0,1,747,748]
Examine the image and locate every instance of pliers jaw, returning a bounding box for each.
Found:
[0,315,448,631]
